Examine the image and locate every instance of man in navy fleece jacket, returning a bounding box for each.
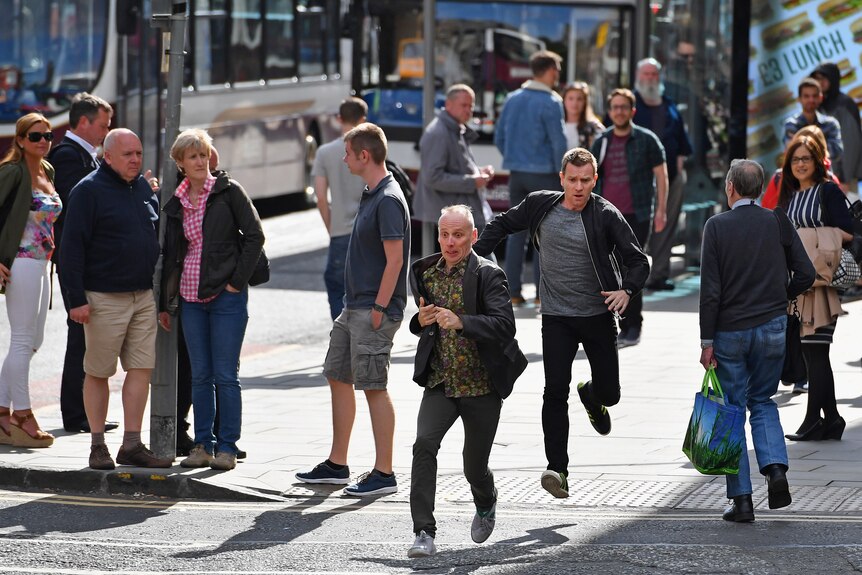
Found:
[60,128,170,471]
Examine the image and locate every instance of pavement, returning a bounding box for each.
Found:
[2,272,862,516]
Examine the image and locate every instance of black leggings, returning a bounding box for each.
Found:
[802,344,839,425]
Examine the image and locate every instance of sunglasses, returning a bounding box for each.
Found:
[26,132,54,142]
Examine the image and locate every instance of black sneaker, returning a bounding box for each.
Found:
[577,381,611,435]
[295,460,350,485]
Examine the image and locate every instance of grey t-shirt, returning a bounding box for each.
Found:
[311,137,364,238]
[538,204,607,317]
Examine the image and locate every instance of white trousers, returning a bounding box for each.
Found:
[0,257,50,410]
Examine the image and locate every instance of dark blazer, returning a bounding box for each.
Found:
[47,135,98,265]
[409,250,528,399]
[160,171,265,314]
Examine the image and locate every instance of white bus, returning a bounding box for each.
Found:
[0,0,350,203]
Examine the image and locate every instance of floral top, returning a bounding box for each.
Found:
[17,189,62,260]
[176,174,217,302]
[423,257,491,398]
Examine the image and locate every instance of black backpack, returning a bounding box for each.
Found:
[386,158,414,213]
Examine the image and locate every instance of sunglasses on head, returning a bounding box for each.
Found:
[27,132,53,142]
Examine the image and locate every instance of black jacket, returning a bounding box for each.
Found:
[160,171,265,313]
[47,135,99,265]
[409,251,527,399]
[473,191,650,296]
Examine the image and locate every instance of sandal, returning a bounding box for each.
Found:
[0,408,11,445]
[9,411,54,448]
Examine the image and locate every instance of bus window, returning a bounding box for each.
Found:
[298,0,325,77]
[265,0,296,79]
[193,0,230,86]
[231,0,263,83]
[0,0,108,121]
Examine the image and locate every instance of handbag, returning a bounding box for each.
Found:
[682,366,746,475]
[247,245,270,286]
[782,301,806,382]
[830,247,861,289]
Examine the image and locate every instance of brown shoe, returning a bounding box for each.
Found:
[210,451,237,471]
[180,444,214,468]
[89,444,116,470]
[116,442,173,468]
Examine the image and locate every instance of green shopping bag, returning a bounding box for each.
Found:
[682,366,745,475]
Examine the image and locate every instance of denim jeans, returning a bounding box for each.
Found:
[324,234,350,320]
[504,171,560,297]
[713,314,788,498]
[180,289,249,455]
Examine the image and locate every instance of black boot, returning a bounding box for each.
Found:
[722,494,755,522]
[763,463,791,509]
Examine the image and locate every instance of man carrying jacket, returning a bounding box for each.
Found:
[474,148,649,499]
[407,205,527,558]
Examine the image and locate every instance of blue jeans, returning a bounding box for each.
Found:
[180,289,249,455]
[713,315,788,498]
[324,234,350,320]
[504,171,560,297]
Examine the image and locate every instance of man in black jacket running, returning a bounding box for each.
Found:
[474,147,649,499]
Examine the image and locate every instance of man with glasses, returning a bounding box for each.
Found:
[47,92,117,434]
[783,77,842,168]
[494,50,568,307]
[591,88,667,348]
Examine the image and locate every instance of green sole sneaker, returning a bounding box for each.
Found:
[540,470,569,498]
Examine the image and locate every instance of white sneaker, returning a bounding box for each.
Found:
[407,530,437,558]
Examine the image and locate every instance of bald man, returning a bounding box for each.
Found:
[60,128,172,471]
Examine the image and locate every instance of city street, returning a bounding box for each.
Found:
[1,208,862,574]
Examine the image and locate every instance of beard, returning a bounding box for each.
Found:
[635,79,664,103]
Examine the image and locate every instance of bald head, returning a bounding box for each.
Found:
[103,129,143,183]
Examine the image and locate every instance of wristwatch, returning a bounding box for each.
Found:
[623,288,633,296]
[700,342,713,349]
[372,303,386,313]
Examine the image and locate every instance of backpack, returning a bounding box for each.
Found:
[386,158,414,212]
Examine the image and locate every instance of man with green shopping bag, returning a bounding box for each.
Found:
[699,159,814,522]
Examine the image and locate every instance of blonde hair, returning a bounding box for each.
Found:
[170,128,213,168]
[1,113,51,166]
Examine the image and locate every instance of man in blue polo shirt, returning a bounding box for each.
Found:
[296,123,411,497]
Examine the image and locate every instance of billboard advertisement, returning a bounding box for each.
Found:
[748,0,862,170]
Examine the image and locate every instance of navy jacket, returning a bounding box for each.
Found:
[409,251,527,399]
[59,163,160,308]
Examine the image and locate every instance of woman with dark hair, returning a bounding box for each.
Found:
[560,82,604,150]
[779,135,853,441]
[0,113,61,448]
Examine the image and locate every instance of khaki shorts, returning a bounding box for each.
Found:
[323,308,402,390]
[83,290,157,378]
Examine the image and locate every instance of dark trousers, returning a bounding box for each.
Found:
[541,313,620,477]
[177,318,192,434]
[59,282,86,428]
[802,343,840,425]
[620,214,651,334]
[410,385,501,538]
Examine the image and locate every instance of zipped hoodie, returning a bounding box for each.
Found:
[473,190,650,296]
[59,163,159,308]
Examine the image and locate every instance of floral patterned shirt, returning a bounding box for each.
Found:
[17,189,62,260]
[423,257,491,398]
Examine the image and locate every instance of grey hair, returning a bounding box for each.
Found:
[439,204,475,228]
[726,159,764,199]
[636,57,662,74]
[446,84,475,101]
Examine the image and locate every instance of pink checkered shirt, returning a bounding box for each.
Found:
[177,174,217,303]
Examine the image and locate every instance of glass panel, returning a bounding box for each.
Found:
[326,0,339,76]
[651,0,733,183]
[0,0,109,121]
[298,0,325,77]
[193,0,229,86]
[231,0,262,82]
[265,0,295,79]
[359,2,630,136]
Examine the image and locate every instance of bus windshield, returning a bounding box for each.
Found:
[0,0,108,122]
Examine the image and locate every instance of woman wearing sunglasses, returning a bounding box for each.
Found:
[0,113,61,448]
